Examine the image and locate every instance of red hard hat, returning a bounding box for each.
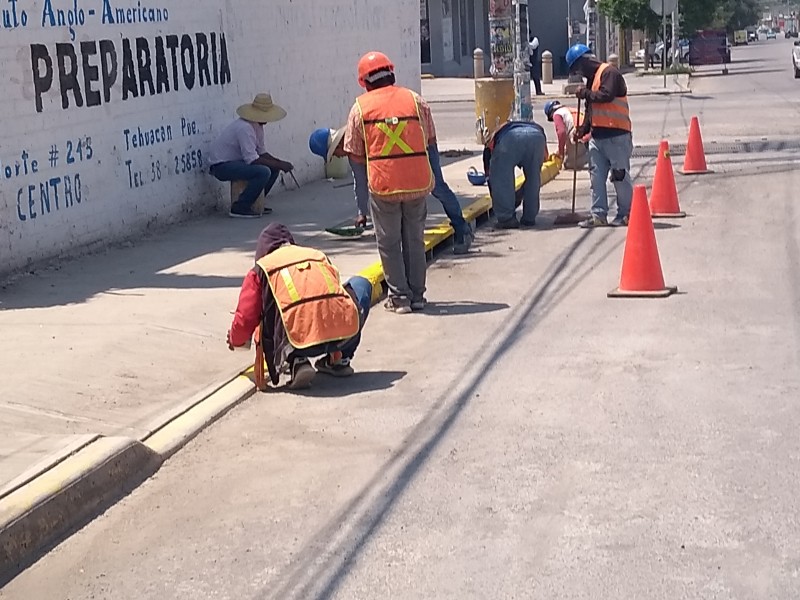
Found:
[357,51,395,88]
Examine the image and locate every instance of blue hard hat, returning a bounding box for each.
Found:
[309,128,331,159]
[566,43,591,68]
[543,100,561,121]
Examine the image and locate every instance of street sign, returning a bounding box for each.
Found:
[650,0,678,16]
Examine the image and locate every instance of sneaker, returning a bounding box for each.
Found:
[287,357,315,389]
[453,230,473,255]
[229,208,261,219]
[261,206,273,215]
[519,218,537,228]
[493,217,520,230]
[578,215,609,229]
[610,215,629,227]
[410,297,427,312]
[384,296,412,314]
[315,355,355,377]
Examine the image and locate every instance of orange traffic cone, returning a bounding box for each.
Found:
[649,140,686,218]
[680,116,713,175]
[608,185,677,299]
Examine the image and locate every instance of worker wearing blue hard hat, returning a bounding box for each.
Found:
[544,100,588,170]
[309,124,474,255]
[565,43,634,228]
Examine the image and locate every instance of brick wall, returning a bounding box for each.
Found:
[0,0,419,276]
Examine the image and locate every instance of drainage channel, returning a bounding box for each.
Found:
[632,139,800,158]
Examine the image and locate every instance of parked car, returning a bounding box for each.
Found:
[652,40,690,65]
[767,30,777,40]
[786,30,799,39]
[793,41,800,78]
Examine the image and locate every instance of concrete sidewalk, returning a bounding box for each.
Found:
[0,153,502,495]
[422,72,691,104]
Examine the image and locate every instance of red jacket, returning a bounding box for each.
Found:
[229,269,261,348]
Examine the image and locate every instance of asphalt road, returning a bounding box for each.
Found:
[3,39,800,600]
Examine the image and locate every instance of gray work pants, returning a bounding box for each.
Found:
[369,196,427,302]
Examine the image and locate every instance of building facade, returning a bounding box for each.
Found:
[2,0,420,276]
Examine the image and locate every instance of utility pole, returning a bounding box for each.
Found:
[671,1,680,75]
[511,0,533,121]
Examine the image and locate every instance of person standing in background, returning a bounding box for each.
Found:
[528,35,544,96]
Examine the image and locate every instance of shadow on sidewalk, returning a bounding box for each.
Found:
[260,228,626,600]
[290,370,407,398]
[421,301,510,316]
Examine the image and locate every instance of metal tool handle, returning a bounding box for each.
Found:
[571,97,581,214]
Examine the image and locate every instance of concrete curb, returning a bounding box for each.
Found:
[0,158,562,582]
[426,88,691,104]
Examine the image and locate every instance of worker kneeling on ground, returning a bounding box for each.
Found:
[544,100,589,170]
[226,223,373,390]
[480,119,547,229]
[566,43,633,228]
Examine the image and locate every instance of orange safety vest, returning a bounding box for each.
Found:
[356,86,434,199]
[256,245,360,349]
[590,63,632,132]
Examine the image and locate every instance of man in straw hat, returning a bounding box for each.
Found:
[208,93,294,218]
[309,126,473,255]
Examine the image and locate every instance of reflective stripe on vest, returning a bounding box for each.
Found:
[590,63,632,132]
[256,245,360,350]
[356,86,434,198]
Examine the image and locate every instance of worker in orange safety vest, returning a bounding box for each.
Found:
[227,223,373,390]
[343,51,436,315]
[566,43,633,229]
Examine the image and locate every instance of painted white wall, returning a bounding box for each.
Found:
[0,0,419,276]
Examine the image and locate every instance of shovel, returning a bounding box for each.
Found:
[553,97,589,227]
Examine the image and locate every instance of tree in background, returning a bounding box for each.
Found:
[599,0,760,36]
[712,0,761,32]
[597,0,661,36]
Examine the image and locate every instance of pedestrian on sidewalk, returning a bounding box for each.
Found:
[543,100,589,170]
[480,120,547,229]
[566,44,633,229]
[343,51,437,314]
[226,223,373,390]
[208,94,295,219]
[528,34,544,96]
[310,127,473,255]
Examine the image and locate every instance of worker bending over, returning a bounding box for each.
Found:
[544,100,589,170]
[481,120,547,229]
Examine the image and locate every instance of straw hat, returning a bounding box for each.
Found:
[327,126,347,162]
[237,93,287,123]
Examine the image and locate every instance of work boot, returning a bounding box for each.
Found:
[384,296,412,314]
[610,215,629,227]
[578,215,609,229]
[315,355,355,377]
[493,217,520,230]
[287,357,315,389]
[453,229,474,254]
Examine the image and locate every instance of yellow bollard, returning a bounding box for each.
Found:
[474,78,515,145]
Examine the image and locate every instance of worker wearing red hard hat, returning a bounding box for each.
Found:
[342,51,439,314]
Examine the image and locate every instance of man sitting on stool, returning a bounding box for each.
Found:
[208,93,294,219]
